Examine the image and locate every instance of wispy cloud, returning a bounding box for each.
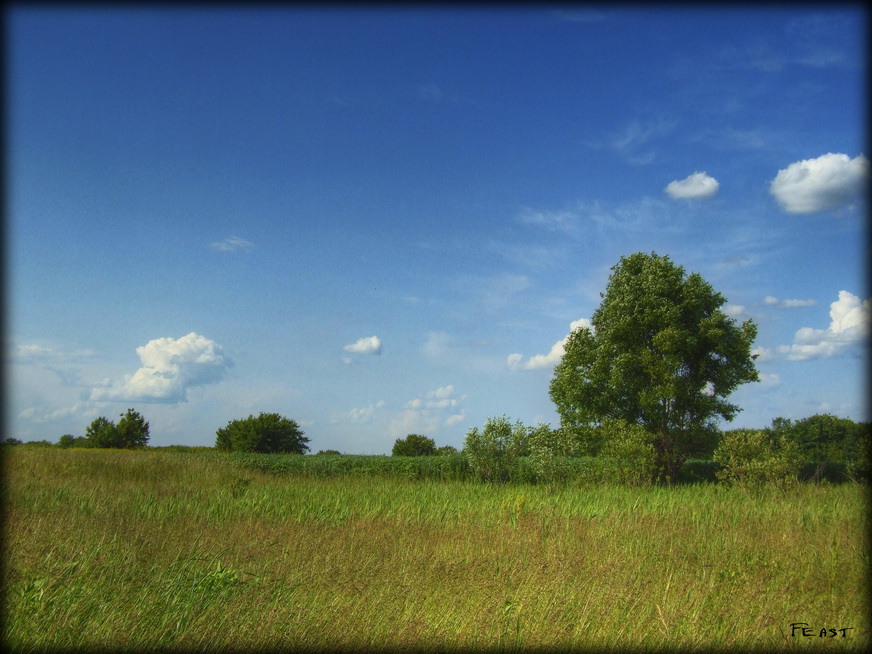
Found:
[607,118,677,165]
[331,400,386,425]
[454,273,531,313]
[210,236,255,253]
[89,332,230,403]
[770,153,868,214]
[389,385,467,438]
[763,296,817,309]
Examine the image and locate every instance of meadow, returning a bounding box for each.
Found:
[3,447,869,652]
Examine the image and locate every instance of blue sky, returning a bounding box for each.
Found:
[6,6,869,452]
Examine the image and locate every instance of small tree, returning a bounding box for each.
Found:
[435,445,459,456]
[84,410,149,449]
[527,423,561,486]
[215,412,310,454]
[117,409,150,448]
[392,434,437,456]
[713,428,801,488]
[464,416,527,483]
[86,416,122,448]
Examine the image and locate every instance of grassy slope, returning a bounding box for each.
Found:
[3,448,869,652]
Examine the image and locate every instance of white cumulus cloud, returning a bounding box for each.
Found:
[664,172,720,200]
[769,153,869,214]
[90,332,230,403]
[508,318,592,371]
[343,336,382,355]
[777,290,870,360]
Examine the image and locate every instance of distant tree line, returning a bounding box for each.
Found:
[2,409,150,449]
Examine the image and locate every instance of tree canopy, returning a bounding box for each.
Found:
[392,434,437,456]
[550,252,759,482]
[85,409,150,449]
[215,412,310,454]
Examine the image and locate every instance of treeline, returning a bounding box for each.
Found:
[7,410,867,487]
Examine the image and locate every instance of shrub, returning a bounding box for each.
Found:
[57,434,91,449]
[527,423,575,486]
[85,410,149,449]
[713,428,801,488]
[464,416,527,483]
[391,434,436,456]
[599,419,661,486]
[215,412,309,454]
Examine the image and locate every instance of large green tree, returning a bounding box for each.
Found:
[215,412,310,454]
[550,252,759,482]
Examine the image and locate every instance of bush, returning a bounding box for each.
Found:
[599,419,661,486]
[391,434,436,456]
[85,410,149,449]
[215,412,310,454]
[86,416,121,448]
[464,416,527,483]
[528,423,577,486]
[57,434,91,449]
[22,440,55,448]
[675,459,722,484]
[713,428,801,488]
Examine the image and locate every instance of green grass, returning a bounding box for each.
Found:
[3,448,869,652]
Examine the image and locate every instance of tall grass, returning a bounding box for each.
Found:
[3,448,869,652]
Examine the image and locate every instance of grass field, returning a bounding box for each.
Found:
[3,448,869,652]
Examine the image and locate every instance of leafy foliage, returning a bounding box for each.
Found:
[85,410,149,449]
[599,419,661,486]
[464,416,528,483]
[527,424,582,486]
[215,412,309,454]
[391,434,436,456]
[713,428,801,488]
[550,252,759,483]
[86,416,121,448]
[57,434,91,449]
[117,409,150,448]
[767,414,868,463]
